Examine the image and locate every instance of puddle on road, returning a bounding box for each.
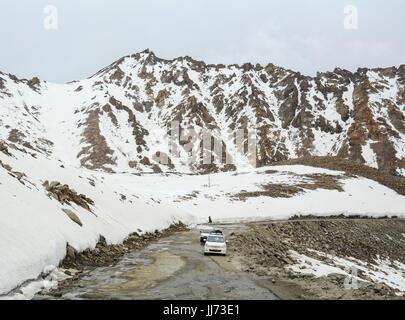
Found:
[96,251,185,292]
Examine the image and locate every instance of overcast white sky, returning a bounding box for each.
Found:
[1,0,404,83]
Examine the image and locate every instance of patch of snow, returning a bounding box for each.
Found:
[361,142,379,169]
[0,265,69,300]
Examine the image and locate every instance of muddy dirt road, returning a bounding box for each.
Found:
[38,223,277,300]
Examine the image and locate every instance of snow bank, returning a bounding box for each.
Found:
[115,164,405,222]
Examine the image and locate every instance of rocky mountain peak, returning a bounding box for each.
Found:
[1,51,404,176]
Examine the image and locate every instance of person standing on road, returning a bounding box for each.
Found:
[208,216,212,223]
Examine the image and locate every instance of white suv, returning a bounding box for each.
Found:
[204,235,227,256]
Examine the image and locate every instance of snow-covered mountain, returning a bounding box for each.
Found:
[1,49,405,175]
[2,50,405,297]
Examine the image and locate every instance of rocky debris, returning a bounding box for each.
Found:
[273,156,405,196]
[61,208,83,227]
[11,171,26,181]
[109,66,125,84]
[152,164,162,173]
[233,184,303,200]
[228,218,405,298]
[66,244,77,259]
[140,156,151,166]
[26,77,41,91]
[0,160,27,184]
[289,213,399,220]
[177,190,200,201]
[43,180,94,212]
[87,178,96,187]
[8,129,27,146]
[371,282,397,296]
[0,160,12,173]
[6,128,48,154]
[0,141,11,156]
[0,76,5,90]
[6,143,28,154]
[264,269,400,300]
[232,173,346,200]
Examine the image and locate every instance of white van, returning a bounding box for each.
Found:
[204,235,227,256]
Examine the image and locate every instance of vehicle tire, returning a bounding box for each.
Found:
[204,252,207,256]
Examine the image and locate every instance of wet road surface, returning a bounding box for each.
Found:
[39,223,277,300]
